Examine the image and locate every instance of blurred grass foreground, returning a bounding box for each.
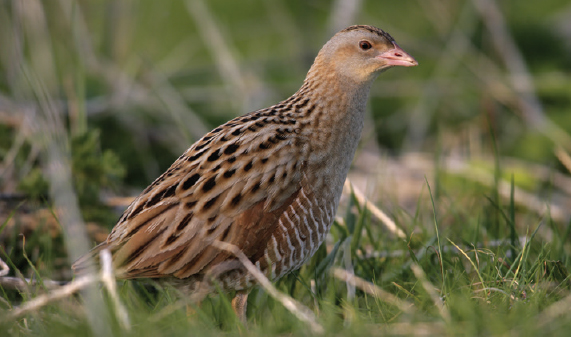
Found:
[1,0,571,336]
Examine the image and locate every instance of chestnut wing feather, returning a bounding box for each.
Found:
[74,111,308,280]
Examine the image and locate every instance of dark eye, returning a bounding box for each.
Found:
[359,40,372,50]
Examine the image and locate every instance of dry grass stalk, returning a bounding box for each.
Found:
[0,257,9,277]
[344,179,406,238]
[4,275,97,321]
[3,249,131,332]
[12,2,111,333]
[212,240,324,334]
[0,276,66,291]
[99,249,131,331]
[184,0,248,107]
[410,263,451,324]
[331,267,414,314]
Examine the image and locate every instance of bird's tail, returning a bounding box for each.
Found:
[71,241,111,275]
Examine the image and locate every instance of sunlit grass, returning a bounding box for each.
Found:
[2,176,570,336]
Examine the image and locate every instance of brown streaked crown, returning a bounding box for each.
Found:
[339,25,396,43]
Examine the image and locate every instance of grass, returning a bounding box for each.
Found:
[1,174,570,336]
[1,0,571,335]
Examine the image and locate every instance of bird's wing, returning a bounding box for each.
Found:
[74,107,310,279]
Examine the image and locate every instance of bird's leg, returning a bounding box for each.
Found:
[231,290,250,324]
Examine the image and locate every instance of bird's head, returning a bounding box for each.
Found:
[314,25,418,84]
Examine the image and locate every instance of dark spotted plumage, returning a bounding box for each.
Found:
[73,24,417,322]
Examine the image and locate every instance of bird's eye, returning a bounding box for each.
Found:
[359,41,372,50]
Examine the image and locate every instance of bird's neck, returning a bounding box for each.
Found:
[293,65,376,200]
[300,63,375,155]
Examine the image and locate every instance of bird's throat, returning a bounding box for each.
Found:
[297,74,374,204]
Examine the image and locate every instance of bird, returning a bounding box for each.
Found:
[73,25,417,322]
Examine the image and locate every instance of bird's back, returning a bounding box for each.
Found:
[73,96,338,291]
